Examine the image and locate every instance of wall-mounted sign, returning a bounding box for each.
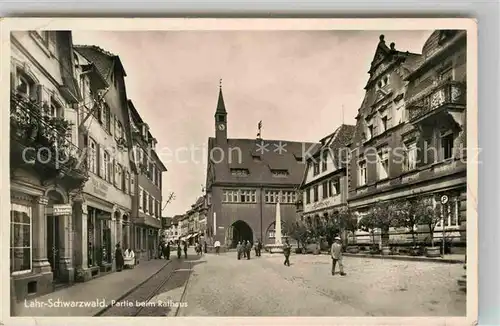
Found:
[52,204,72,216]
[91,177,109,198]
[440,195,449,205]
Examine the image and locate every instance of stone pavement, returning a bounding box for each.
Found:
[177,252,466,316]
[14,259,170,317]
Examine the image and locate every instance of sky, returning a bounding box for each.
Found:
[72,29,433,217]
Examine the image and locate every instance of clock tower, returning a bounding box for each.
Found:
[214,81,227,144]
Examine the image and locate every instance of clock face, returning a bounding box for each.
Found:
[218,124,225,131]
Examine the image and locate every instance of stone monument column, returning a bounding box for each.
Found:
[268,201,284,253]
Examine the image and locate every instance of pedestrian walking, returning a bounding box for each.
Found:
[254,241,259,257]
[283,239,291,266]
[204,241,208,254]
[214,240,221,255]
[331,236,346,276]
[236,241,242,260]
[164,242,171,260]
[183,241,188,259]
[158,241,164,259]
[257,240,262,257]
[115,243,124,271]
[177,242,182,259]
[246,240,251,260]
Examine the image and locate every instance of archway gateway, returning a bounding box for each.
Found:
[229,220,253,248]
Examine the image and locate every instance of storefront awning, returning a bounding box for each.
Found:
[185,234,193,240]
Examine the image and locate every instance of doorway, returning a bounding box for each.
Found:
[47,215,61,282]
[46,190,64,284]
[230,220,253,248]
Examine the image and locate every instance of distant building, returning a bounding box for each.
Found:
[128,100,167,260]
[204,86,319,247]
[300,124,355,225]
[347,31,466,248]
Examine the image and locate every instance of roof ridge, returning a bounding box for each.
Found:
[74,44,117,57]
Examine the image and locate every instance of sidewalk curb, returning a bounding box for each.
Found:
[94,260,171,316]
[342,253,465,264]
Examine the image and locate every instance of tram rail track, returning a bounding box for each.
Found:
[95,256,195,317]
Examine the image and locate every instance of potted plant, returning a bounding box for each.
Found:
[372,201,401,256]
[417,200,442,257]
[284,220,308,254]
[358,211,379,254]
[338,207,359,253]
[75,267,86,282]
[394,198,423,256]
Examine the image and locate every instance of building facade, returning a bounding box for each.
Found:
[74,45,135,274]
[10,31,84,300]
[128,100,167,260]
[205,86,319,248]
[347,31,467,249]
[300,124,355,225]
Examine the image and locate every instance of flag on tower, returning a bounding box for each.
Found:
[257,120,262,138]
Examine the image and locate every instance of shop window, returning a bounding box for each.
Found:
[87,211,95,267]
[10,203,32,275]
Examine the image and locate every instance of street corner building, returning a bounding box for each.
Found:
[9,31,167,303]
[203,85,320,249]
[299,124,356,239]
[346,31,467,249]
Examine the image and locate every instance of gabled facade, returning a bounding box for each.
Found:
[74,45,135,271]
[205,86,319,248]
[347,32,467,248]
[300,124,355,224]
[10,31,84,300]
[128,100,167,260]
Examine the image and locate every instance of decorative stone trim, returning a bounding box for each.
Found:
[35,196,49,205]
[81,203,88,215]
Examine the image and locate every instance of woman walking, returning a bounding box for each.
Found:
[115,243,125,272]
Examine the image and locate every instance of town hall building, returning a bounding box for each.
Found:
[204,86,319,248]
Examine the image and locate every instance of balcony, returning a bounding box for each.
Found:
[407,81,466,124]
[10,92,88,189]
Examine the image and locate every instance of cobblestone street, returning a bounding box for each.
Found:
[176,252,466,316]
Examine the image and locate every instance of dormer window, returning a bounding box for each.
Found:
[294,154,303,163]
[367,125,374,139]
[271,169,289,178]
[252,154,261,162]
[231,168,249,177]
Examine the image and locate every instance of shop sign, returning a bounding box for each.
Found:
[52,204,72,216]
[91,177,109,198]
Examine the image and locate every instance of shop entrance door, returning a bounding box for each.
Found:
[47,215,61,282]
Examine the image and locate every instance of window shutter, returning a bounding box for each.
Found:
[110,113,115,136]
[36,85,44,107]
[10,66,17,91]
[112,160,117,185]
[97,144,103,177]
[64,107,78,145]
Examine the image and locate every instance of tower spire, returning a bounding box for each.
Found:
[215,79,226,114]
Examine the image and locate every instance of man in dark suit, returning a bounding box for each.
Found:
[283,239,291,266]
